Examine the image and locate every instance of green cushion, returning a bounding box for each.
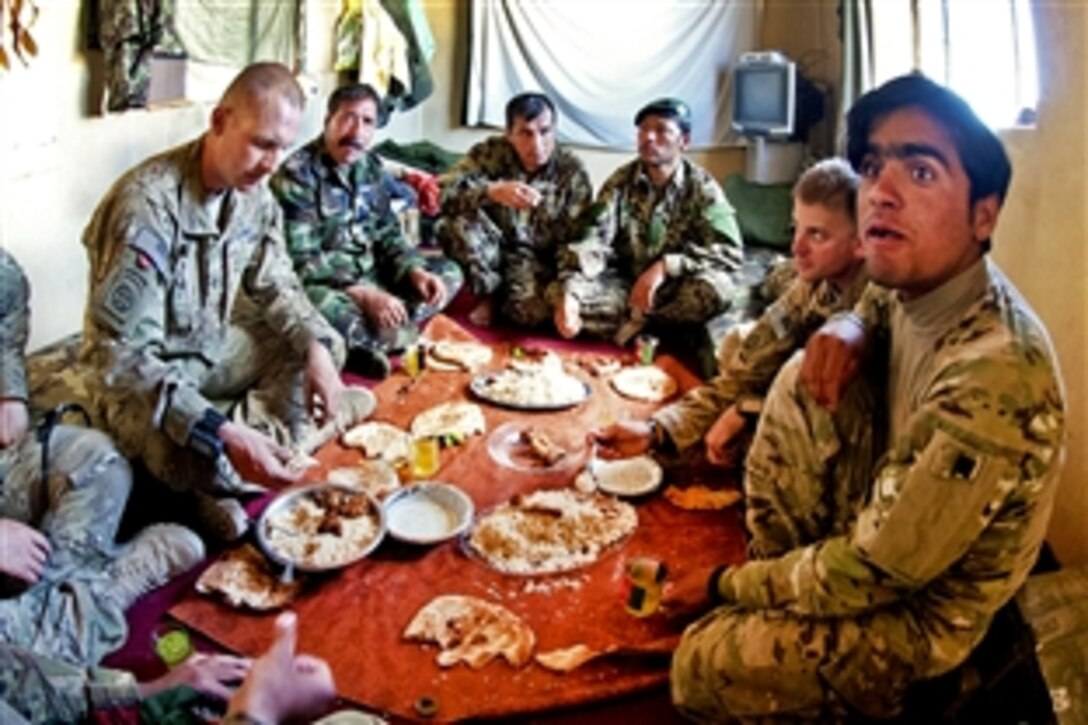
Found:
[723,173,794,249]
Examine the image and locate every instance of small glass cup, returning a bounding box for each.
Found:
[153,624,193,668]
[409,436,440,479]
[624,557,667,617]
[402,344,424,379]
[635,334,659,365]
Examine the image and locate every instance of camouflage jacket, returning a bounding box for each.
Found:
[567,158,743,286]
[79,138,342,449]
[0,248,30,403]
[654,270,869,451]
[719,258,1066,674]
[439,135,593,254]
[271,138,424,296]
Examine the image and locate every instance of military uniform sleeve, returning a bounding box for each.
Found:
[654,280,817,450]
[438,141,499,216]
[83,191,221,447]
[715,346,1064,617]
[242,198,345,364]
[662,174,744,278]
[0,249,31,401]
[270,157,341,294]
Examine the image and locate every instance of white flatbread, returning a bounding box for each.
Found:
[535,644,600,673]
[404,594,535,669]
[610,366,678,403]
[341,421,411,463]
[410,401,486,440]
[326,460,401,499]
[196,544,301,611]
[426,340,493,372]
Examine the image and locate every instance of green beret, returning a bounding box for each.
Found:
[634,98,692,133]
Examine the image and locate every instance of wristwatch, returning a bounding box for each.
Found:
[189,407,227,459]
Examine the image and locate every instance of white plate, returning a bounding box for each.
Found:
[383,482,475,545]
[486,421,586,473]
[591,455,664,497]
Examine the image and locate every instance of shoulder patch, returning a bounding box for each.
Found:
[129,227,169,276]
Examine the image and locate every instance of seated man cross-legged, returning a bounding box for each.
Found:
[75,63,352,542]
[556,98,745,344]
[272,83,463,379]
[436,92,594,331]
[665,75,1066,721]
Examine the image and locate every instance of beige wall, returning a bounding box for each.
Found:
[1,0,1083,563]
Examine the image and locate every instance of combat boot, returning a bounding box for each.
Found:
[194,492,250,543]
[105,524,205,610]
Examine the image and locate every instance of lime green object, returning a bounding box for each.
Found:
[155,628,193,667]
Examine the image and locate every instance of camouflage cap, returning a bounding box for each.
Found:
[634,98,692,134]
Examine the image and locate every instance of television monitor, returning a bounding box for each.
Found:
[731,51,797,138]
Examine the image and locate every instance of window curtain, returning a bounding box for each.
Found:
[465,0,761,150]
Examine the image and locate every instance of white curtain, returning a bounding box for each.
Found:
[466,0,762,150]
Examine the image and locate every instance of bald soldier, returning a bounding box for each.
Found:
[75,63,347,541]
[666,75,1066,720]
[556,98,743,343]
[593,158,867,486]
[436,92,593,329]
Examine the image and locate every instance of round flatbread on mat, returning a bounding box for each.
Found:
[342,421,411,463]
[196,544,301,611]
[466,489,637,576]
[610,365,678,403]
[426,340,493,372]
[326,460,401,499]
[410,401,486,440]
[404,594,535,669]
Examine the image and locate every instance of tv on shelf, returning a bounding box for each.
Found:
[731,51,797,139]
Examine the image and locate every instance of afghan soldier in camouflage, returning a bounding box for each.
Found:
[272,83,462,378]
[665,75,1066,720]
[555,98,743,342]
[436,92,594,329]
[595,159,866,485]
[76,63,348,541]
[0,248,246,723]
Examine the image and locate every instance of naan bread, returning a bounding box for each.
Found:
[663,485,742,510]
[196,544,301,611]
[535,644,600,673]
[610,366,678,403]
[326,460,400,499]
[403,594,535,669]
[467,489,637,575]
[341,421,411,463]
[410,402,486,440]
[426,340,493,372]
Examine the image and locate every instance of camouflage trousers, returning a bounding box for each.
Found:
[671,354,921,721]
[0,427,133,720]
[314,255,464,354]
[436,212,563,328]
[565,266,737,339]
[99,306,312,496]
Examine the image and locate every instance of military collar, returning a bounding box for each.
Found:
[633,157,688,194]
[177,137,228,236]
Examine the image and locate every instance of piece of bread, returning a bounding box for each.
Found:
[195,544,301,611]
[404,594,535,669]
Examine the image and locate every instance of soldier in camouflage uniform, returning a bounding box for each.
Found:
[0,248,230,722]
[272,83,462,378]
[75,63,347,541]
[435,93,594,330]
[594,159,866,491]
[665,75,1066,721]
[555,98,743,342]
